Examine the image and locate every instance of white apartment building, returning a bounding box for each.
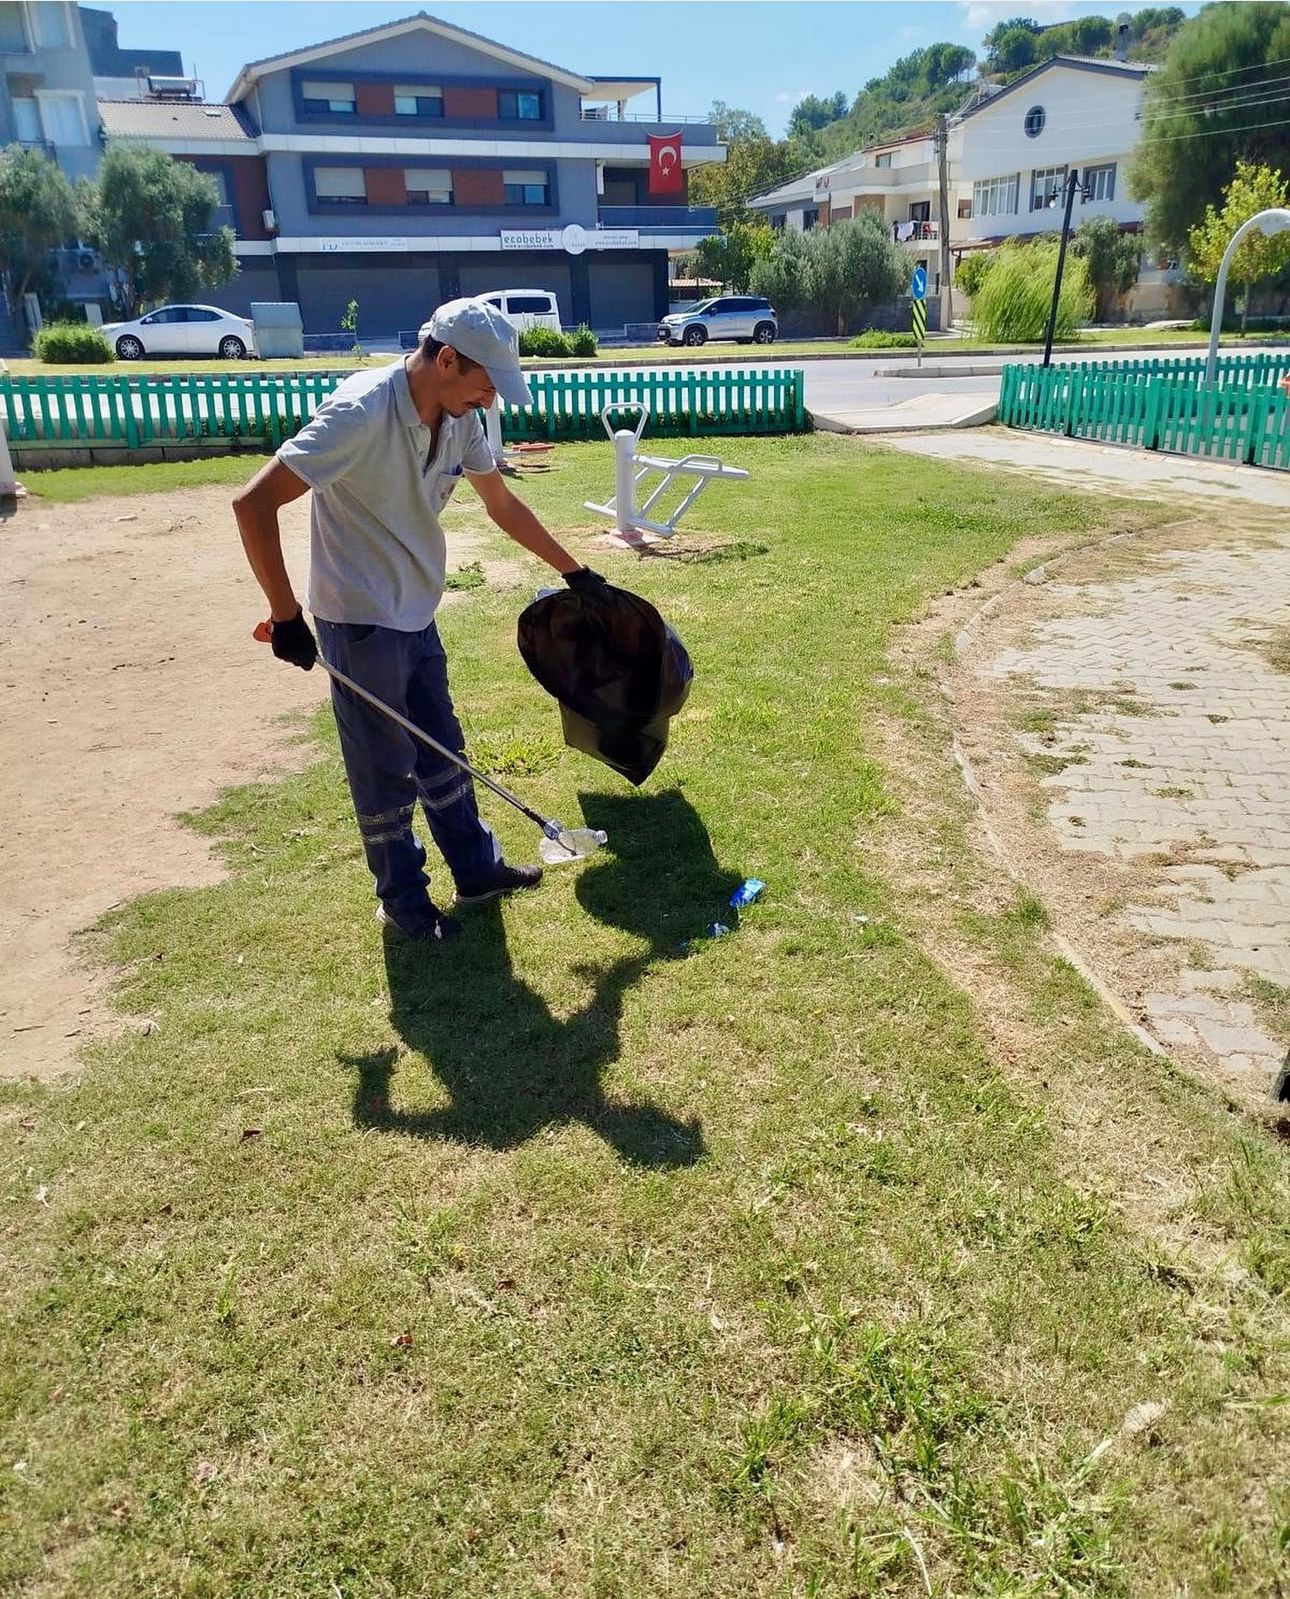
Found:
[958,54,1149,241]
[748,129,972,296]
[956,53,1184,315]
[750,53,1186,319]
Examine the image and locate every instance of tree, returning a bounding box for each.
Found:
[982,16,1040,71]
[1128,2,1290,254]
[954,250,994,300]
[1071,216,1141,320]
[83,144,236,318]
[805,212,909,335]
[972,238,1094,341]
[689,103,812,227]
[1186,160,1290,333]
[691,221,775,292]
[0,145,80,316]
[989,25,1039,74]
[922,43,975,87]
[749,226,812,316]
[787,92,848,141]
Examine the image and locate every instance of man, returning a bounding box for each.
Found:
[234,297,603,943]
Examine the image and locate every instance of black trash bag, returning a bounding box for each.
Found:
[517,583,693,786]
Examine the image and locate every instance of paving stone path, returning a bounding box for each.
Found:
[958,520,1289,1108]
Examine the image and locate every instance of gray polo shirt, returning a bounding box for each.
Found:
[277,360,495,631]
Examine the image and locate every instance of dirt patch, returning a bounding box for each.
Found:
[0,484,501,1081]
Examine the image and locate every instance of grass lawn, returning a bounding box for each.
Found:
[2,436,1286,1597]
[20,451,277,503]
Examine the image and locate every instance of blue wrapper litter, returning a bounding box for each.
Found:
[729,878,766,910]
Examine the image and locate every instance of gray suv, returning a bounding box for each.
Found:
[658,295,778,347]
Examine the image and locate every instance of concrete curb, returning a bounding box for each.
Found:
[879,362,1008,379]
[811,398,998,434]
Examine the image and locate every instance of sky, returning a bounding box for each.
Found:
[108,0,1203,136]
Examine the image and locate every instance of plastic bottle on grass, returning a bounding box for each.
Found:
[729,878,766,909]
[540,826,608,864]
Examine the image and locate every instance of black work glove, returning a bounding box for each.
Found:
[270,608,317,671]
[565,566,609,597]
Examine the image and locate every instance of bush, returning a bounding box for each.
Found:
[568,323,598,356]
[972,239,1093,342]
[518,326,572,357]
[850,330,919,348]
[33,321,114,363]
[954,251,993,300]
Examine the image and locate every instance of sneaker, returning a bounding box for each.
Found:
[454,863,544,906]
[376,901,461,942]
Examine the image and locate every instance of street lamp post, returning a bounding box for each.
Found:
[1042,167,1091,369]
[1203,207,1290,386]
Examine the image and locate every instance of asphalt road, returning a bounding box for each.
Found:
[643,342,1289,416]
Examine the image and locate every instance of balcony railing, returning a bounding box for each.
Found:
[598,204,717,230]
[19,139,55,159]
[892,220,939,242]
[580,107,714,125]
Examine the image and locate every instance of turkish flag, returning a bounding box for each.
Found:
[648,132,684,195]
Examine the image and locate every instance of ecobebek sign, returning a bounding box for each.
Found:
[500,226,640,253]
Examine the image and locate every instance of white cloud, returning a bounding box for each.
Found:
[774,87,812,105]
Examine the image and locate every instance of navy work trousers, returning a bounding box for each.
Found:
[316,619,503,917]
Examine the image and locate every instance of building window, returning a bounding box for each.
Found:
[503,167,549,205]
[1030,164,1068,212]
[802,207,819,230]
[497,90,542,120]
[1024,105,1046,139]
[1083,162,1116,203]
[302,79,356,114]
[36,92,88,147]
[12,97,41,144]
[394,84,443,117]
[35,1,71,48]
[971,173,1019,219]
[957,197,972,219]
[770,214,786,231]
[314,166,367,204]
[0,1,31,51]
[404,167,453,204]
[874,152,892,169]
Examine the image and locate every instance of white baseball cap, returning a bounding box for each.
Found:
[421,297,533,408]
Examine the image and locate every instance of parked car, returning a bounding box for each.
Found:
[658,296,777,347]
[477,290,562,333]
[101,304,256,360]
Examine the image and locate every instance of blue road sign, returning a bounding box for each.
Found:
[910,266,928,301]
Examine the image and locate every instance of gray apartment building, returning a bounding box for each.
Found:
[96,11,726,337]
[0,1,101,182]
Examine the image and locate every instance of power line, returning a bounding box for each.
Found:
[1137,70,1290,114]
[1135,48,1290,91]
[959,90,1290,153]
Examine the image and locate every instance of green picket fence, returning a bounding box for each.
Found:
[998,355,1290,471]
[0,366,807,454]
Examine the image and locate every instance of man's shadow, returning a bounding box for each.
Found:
[343,788,741,1168]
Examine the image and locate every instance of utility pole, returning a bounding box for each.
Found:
[1042,166,1083,368]
[936,114,953,331]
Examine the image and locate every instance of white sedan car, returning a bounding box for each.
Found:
[101,304,256,361]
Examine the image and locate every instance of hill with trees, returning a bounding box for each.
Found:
[782,7,1189,166]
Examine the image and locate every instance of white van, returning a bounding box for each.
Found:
[477,289,562,333]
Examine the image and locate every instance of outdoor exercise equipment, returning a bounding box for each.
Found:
[584,404,749,540]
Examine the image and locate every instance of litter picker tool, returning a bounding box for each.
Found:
[253,620,605,864]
